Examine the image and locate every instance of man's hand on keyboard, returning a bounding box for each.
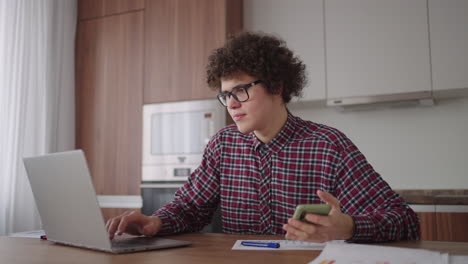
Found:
[106,210,162,240]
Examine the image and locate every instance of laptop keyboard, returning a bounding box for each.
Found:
[109,235,191,252]
[111,236,156,248]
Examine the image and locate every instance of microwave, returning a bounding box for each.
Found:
[142,99,226,182]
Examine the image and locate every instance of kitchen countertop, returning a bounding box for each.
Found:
[395,189,468,205]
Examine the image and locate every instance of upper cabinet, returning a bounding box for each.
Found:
[78,0,144,20]
[429,0,468,92]
[144,0,243,104]
[244,0,326,102]
[325,0,432,105]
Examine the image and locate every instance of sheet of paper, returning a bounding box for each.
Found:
[308,243,450,264]
[232,239,345,250]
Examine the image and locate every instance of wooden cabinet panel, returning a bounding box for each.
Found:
[144,0,242,103]
[78,0,144,20]
[78,0,104,20]
[436,212,468,242]
[75,11,144,196]
[416,212,437,241]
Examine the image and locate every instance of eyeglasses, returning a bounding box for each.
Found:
[216,80,263,107]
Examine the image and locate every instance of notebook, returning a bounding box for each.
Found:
[23,150,191,254]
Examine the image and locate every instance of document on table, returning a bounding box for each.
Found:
[232,239,345,250]
[308,243,450,264]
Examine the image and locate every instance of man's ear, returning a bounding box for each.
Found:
[274,85,283,98]
[271,81,283,95]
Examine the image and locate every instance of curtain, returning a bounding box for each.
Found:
[0,0,76,235]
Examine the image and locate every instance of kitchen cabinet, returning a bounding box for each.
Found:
[412,205,468,242]
[416,212,437,241]
[325,0,432,104]
[243,0,326,102]
[429,0,468,93]
[144,0,242,104]
[435,208,468,242]
[78,0,144,20]
[75,11,143,199]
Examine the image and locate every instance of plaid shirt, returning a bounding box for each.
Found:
[155,112,420,241]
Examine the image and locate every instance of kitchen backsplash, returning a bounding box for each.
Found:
[289,97,468,189]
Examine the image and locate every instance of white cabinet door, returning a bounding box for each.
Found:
[244,0,326,101]
[325,0,431,101]
[429,0,468,91]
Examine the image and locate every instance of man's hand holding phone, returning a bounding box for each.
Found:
[282,190,355,242]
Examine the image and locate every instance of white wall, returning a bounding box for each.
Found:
[288,98,468,189]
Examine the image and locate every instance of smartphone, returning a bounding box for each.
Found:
[292,204,331,223]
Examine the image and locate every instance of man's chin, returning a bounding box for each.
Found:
[235,123,253,134]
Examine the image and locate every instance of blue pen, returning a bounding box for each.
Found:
[241,241,280,248]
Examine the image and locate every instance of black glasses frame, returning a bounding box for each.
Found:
[216,80,263,107]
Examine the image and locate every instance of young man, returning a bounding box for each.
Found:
[106,32,420,242]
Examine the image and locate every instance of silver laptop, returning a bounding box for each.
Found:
[23,150,191,253]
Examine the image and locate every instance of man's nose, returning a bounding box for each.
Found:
[226,95,240,108]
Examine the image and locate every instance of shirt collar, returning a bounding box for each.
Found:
[251,110,297,153]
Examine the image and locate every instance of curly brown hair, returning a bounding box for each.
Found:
[206,31,307,103]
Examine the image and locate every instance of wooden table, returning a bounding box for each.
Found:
[2,233,468,264]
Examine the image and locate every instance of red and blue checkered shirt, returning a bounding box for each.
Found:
[155,112,420,241]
